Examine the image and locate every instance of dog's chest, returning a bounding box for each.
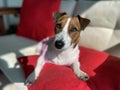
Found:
[45,43,79,65]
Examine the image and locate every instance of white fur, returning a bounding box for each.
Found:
[46,37,79,65]
[25,18,89,85]
[54,18,71,50]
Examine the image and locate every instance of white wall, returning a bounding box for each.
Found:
[0,0,23,30]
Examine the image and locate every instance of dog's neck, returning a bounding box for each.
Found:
[45,37,79,65]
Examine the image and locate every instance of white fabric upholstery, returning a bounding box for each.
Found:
[113,1,120,29]
[74,0,120,51]
[107,30,120,49]
[74,1,119,29]
[0,35,38,90]
[79,27,114,51]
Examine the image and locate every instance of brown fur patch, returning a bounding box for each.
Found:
[68,17,81,44]
[55,15,69,34]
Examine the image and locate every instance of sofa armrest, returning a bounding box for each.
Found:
[0,7,20,35]
[0,7,20,15]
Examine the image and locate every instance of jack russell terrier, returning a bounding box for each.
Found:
[25,12,90,85]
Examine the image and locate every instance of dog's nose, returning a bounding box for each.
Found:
[55,40,65,49]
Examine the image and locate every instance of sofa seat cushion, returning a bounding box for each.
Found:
[0,34,38,83]
[18,47,120,90]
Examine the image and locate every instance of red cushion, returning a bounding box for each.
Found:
[18,47,120,90]
[17,0,61,41]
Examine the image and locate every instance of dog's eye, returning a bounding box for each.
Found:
[56,23,62,29]
[70,28,78,32]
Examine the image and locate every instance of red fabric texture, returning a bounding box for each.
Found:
[17,0,61,41]
[18,47,120,90]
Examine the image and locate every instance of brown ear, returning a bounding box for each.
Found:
[77,15,90,30]
[53,12,67,22]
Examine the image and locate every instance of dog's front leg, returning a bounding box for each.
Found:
[72,61,89,81]
[25,56,45,85]
[25,44,48,85]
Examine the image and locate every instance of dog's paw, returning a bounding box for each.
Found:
[79,73,89,81]
[76,72,89,81]
[24,72,37,85]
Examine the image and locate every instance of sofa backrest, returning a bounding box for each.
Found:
[73,0,120,30]
[59,0,77,16]
[68,0,120,50]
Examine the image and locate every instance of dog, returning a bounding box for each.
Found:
[25,12,90,85]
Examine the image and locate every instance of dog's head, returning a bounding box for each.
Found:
[53,12,90,50]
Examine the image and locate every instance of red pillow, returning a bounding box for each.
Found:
[17,0,61,41]
[18,47,120,90]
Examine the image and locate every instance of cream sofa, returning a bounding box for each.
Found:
[0,0,120,90]
[75,0,120,51]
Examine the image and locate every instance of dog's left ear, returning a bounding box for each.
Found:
[53,12,67,22]
[77,15,90,30]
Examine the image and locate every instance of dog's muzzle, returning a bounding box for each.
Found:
[55,40,65,49]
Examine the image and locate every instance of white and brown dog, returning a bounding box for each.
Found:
[25,12,90,85]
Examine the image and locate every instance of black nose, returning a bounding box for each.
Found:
[55,40,65,49]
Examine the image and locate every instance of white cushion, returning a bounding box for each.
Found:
[114,1,120,29]
[107,30,120,49]
[74,0,119,29]
[79,27,114,51]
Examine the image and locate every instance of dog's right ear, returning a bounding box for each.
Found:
[53,12,67,22]
[77,15,90,30]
